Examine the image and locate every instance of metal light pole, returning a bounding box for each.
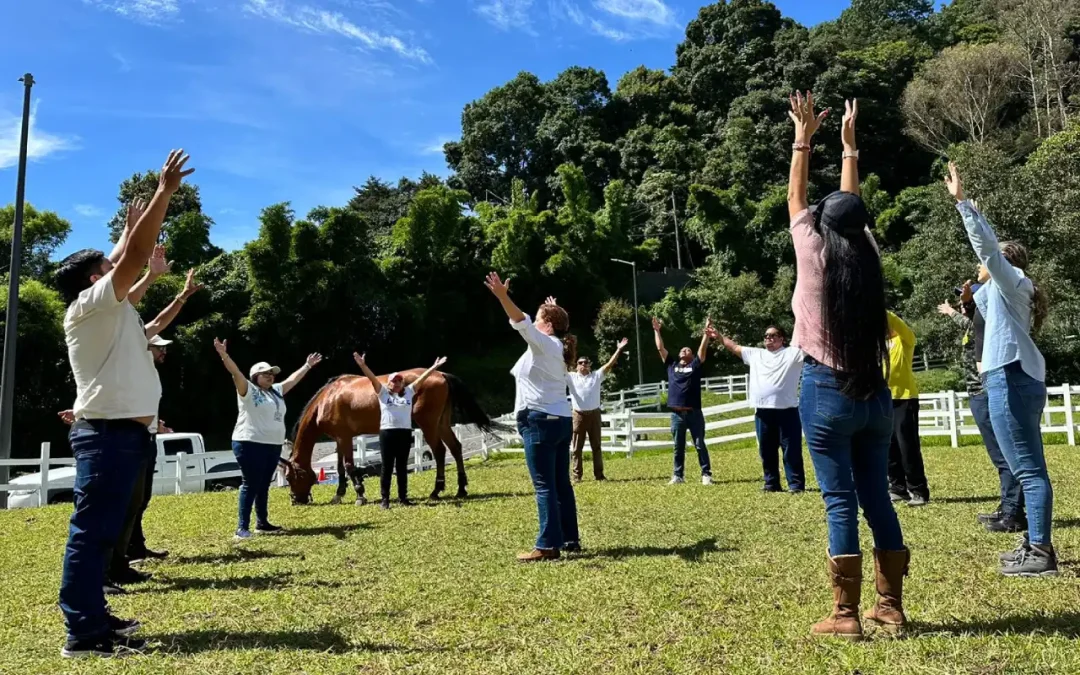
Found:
[0,73,35,509]
[611,258,644,387]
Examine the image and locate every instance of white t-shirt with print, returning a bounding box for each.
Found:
[510,315,572,418]
[232,383,287,445]
[65,274,162,420]
[742,346,804,410]
[378,385,415,430]
[566,370,605,412]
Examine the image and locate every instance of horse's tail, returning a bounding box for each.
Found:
[286,376,341,469]
[443,372,506,432]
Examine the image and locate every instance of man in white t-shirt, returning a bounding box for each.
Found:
[52,150,194,658]
[719,325,806,493]
[566,338,628,482]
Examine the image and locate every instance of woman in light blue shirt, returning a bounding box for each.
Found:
[947,163,1055,577]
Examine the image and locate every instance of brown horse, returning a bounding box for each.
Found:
[281,369,497,505]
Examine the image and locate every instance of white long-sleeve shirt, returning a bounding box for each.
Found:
[509,315,572,418]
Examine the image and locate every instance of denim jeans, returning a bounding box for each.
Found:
[799,360,904,556]
[970,391,1025,518]
[517,409,578,550]
[59,419,151,640]
[232,441,282,531]
[671,408,712,478]
[983,362,1052,545]
[754,407,805,491]
[109,450,153,574]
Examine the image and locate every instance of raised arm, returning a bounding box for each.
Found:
[353,352,383,394]
[697,317,714,364]
[213,338,248,397]
[127,244,170,306]
[886,311,916,352]
[484,272,526,324]
[110,151,194,302]
[840,99,859,196]
[108,197,146,264]
[600,338,629,374]
[281,353,322,396]
[413,356,448,389]
[145,268,203,339]
[651,317,668,363]
[787,91,828,218]
[719,333,743,360]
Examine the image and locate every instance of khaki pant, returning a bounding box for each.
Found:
[571,409,605,480]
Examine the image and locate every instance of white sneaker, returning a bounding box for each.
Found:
[668,476,685,485]
[702,475,713,486]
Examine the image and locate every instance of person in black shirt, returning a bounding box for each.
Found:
[939,280,1025,533]
[652,316,717,485]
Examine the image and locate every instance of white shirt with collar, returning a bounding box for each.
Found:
[509,315,572,418]
[566,370,605,412]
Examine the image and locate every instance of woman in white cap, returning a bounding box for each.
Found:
[213,338,322,539]
[353,352,447,509]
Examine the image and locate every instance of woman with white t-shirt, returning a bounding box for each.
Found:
[353,352,447,510]
[213,338,322,540]
[485,272,580,563]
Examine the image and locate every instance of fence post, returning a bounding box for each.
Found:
[947,391,959,448]
[359,436,367,467]
[1063,384,1075,446]
[1044,394,1053,428]
[175,451,186,495]
[413,430,423,473]
[727,376,733,398]
[626,411,635,459]
[39,442,50,507]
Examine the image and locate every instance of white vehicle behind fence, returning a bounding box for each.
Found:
[2,433,271,509]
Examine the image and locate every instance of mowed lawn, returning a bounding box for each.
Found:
[2,442,1080,674]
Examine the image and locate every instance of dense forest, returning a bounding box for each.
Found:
[3,0,1080,456]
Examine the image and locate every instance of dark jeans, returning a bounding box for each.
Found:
[800,360,904,556]
[517,409,578,550]
[378,429,412,501]
[232,441,281,531]
[754,407,805,491]
[109,448,153,574]
[670,408,712,478]
[970,391,1025,518]
[59,419,151,640]
[887,399,930,501]
[984,363,1052,546]
[127,454,158,556]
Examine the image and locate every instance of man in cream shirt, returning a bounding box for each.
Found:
[565,338,628,482]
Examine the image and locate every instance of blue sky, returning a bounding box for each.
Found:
[1,0,850,257]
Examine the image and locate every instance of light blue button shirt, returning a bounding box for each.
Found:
[956,201,1045,383]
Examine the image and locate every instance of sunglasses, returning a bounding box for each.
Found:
[764,333,782,339]
[577,360,590,365]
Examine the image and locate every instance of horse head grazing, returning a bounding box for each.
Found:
[279,457,315,505]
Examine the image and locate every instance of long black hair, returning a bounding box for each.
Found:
[815,192,890,400]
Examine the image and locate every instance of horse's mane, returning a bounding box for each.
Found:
[289,375,355,442]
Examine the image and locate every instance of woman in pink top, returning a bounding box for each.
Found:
[787,94,908,640]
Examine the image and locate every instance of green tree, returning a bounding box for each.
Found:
[0,203,71,278]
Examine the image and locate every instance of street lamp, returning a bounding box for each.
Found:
[611,258,644,386]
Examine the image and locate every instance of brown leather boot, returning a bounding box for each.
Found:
[517,548,560,563]
[863,548,909,634]
[810,553,863,640]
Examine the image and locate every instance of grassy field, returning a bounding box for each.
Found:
[2,442,1080,674]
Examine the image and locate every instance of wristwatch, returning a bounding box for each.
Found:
[843,149,859,160]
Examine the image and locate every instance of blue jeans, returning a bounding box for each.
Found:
[59,419,152,640]
[970,391,1025,518]
[799,360,904,556]
[517,409,578,550]
[232,441,282,531]
[983,363,1052,545]
[755,407,805,491]
[671,408,712,478]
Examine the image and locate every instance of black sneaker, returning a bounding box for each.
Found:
[254,523,284,535]
[61,634,146,658]
[399,498,415,507]
[111,567,152,585]
[762,486,782,493]
[563,542,582,554]
[788,487,805,494]
[380,500,391,510]
[999,536,1031,564]
[977,510,1003,525]
[986,514,1026,533]
[107,615,140,637]
[103,582,126,596]
[1000,545,1059,577]
[129,547,169,561]
[889,491,907,503]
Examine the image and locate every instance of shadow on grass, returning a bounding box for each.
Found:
[137,573,292,594]
[431,491,534,504]
[922,611,1080,638]
[147,627,446,654]
[279,523,373,540]
[171,550,302,565]
[934,495,997,505]
[581,537,733,563]
[1054,517,1080,529]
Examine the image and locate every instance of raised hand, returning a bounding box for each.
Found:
[433,356,448,369]
[545,296,557,307]
[159,149,195,195]
[937,301,957,317]
[181,268,204,299]
[213,338,228,358]
[484,272,511,298]
[960,279,974,304]
[651,317,663,332]
[842,99,858,150]
[788,91,829,143]
[306,353,323,368]
[617,337,629,350]
[706,326,721,340]
[125,197,148,231]
[353,352,366,368]
[945,162,965,202]
[148,244,173,276]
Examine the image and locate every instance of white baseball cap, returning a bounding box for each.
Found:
[387,372,403,383]
[249,361,282,378]
[148,335,173,347]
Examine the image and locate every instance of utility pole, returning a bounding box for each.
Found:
[0,73,35,509]
[671,192,682,270]
[611,258,644,387]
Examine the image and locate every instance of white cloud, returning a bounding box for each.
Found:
[476,0,535,33]
[83,0,180,23]
[0,102,78,170]
[112,51,133,73]
[420,136,453,155]
[592,0,673,26]
[74,204,107,218]
[244,0,431,63]
[590,18,630,40]
[550,0,662,40]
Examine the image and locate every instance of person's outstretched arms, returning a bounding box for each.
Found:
[697,316,714,364]
[600,338,629,374]
[652,317,668,362]
[354,352,383,394]
[145,268,203,339]
[281,354,322,396]
[413,356,448,390]
[213,338,248,397]
[787,91,828,219]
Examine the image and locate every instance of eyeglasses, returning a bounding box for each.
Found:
[577,361,590,365]
[764,333,782,339]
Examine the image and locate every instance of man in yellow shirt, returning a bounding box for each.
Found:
[886,311,930,506]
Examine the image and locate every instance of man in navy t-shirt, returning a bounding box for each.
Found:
[652,316,717,485]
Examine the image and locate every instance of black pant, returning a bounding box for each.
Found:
[126,454,157,557]
[888,399,930,501]
[108,450,153,575]
[754,407,805,491]
[379,429,412,502]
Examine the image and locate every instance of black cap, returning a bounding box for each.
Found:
[811,191,872,237]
